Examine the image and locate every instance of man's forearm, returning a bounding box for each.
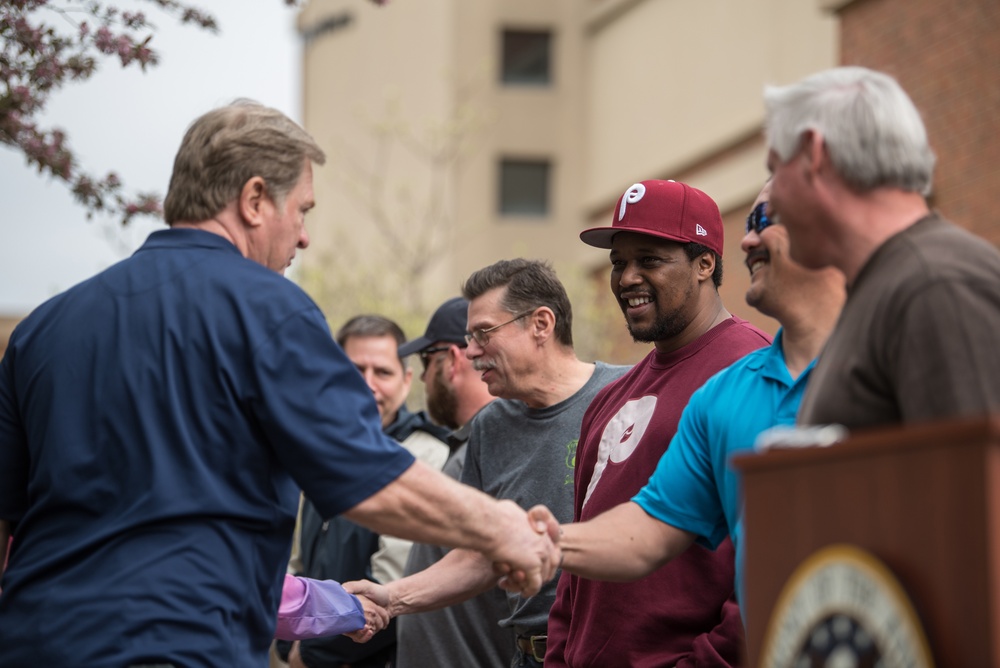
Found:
[344,461,533,558]
[559,502,695,581]
[385,547,497,617]
[343,461,559,596]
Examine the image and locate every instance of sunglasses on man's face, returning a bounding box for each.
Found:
[745,202,776,236]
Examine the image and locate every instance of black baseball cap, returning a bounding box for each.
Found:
[398,297,469,357]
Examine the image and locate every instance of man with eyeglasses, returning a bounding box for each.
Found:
[346,259,629,667]
[545,179,772,667]
[764,66,1000,429]
[390,296,516,668]
[535,180,845,623]
[281,315,451,668]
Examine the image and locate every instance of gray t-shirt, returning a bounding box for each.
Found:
[461,361,630,635]
[397,442,516,668]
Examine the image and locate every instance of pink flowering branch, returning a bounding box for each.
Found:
[0,1,382,226]
[0,0,222,225]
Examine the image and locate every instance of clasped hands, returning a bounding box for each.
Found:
[492,502,562,595]
[284,591,391,668]
[340,502,563,644]
[344,589,391,643]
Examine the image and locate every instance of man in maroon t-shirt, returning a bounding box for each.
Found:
[545,180,771,667]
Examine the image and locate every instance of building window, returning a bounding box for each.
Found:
[499,159,551,217]
[501,30,552,85]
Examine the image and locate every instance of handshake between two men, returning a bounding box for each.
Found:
[283,457,693,649]
[278,459,567,664]
[340,500,564,641]
[299,460,566,646]
[341,495,698,643]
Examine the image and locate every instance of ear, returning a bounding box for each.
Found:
[800,129,827,179]
[530,307,557,344]
[445,345,462,381]
[239,176,270,228]
[694,251,716,283]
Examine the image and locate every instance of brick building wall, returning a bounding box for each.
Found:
[838,0,1000,245]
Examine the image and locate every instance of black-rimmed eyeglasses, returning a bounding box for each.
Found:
[419,345,454,371]
[745,202,775,236]
[464,308,536,348]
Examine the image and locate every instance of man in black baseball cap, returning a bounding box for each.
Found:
[397,297,467,357]
[394,297,511,668]
[398,297,480,431]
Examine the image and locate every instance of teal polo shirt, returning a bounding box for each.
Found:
[634,330,815,610]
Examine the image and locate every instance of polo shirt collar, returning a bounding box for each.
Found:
[747,328,817,386]
[138,228,243,256]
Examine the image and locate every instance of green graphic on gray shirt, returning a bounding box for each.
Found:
[565,439,578,485]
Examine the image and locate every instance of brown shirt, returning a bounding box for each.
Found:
[798,213,1000,430]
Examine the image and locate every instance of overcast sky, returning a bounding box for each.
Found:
[0,1,302,316]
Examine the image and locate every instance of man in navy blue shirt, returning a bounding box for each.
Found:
[0,100,559,668]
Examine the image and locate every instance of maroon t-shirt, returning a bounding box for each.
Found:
[547,317,770,668]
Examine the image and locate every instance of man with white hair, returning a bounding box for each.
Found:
[763,65,1000,429]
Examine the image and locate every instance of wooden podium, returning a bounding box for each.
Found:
[732,416,1000,667]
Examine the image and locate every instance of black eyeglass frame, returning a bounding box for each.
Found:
[464,308,537,348]
[418,345,457,370]
[745,202,775,236]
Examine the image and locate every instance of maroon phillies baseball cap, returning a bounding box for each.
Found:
[579,180,724,256]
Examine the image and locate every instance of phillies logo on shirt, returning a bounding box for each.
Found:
[581,395,657,509]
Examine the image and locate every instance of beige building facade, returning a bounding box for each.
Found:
[0,316,19,359]
[296,0,838,356]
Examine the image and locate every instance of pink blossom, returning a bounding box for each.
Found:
[0,0,234,226]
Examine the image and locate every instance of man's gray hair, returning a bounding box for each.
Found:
[764,66,936,196]
[462,258,574,347]
[164,99,326,224]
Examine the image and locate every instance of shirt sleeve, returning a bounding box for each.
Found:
[274,574,365,640]
[458,415,486,491]
[632,385,729,550]
[890,277,1000,421]
[251,308,415,518]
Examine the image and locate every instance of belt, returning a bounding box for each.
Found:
[517,635,547,662]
